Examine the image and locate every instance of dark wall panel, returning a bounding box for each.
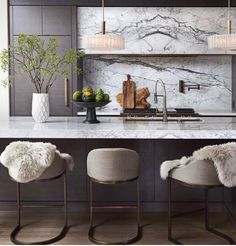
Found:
[10,5,78,116]
[13,6,42,35]
[42,6,72,35]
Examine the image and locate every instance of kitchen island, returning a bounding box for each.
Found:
[0,116,235,223]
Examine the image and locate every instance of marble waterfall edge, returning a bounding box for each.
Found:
[83,55,232,112]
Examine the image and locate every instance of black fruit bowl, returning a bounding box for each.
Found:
[73,101,111,123]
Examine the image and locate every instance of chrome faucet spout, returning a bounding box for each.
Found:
[154,79,168,122]
[154,81,158,104]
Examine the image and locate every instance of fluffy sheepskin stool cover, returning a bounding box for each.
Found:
[163,159,234,245]
[169,159,221,186]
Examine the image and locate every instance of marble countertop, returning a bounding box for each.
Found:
[1,116,236,139]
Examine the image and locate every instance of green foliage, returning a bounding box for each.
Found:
[0,33,84,93]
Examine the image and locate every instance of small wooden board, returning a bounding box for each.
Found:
[122,74,135,109]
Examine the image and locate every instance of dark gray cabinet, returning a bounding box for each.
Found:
[10,5,78,116]
[12,36,73,116]
[43,6,72,35]
[13,6,42,35]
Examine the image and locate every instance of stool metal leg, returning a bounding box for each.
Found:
[64,172,68,228]
[89,179,93,229]
[168,178,235,245]
[10,172,68,245]
[204,188,235,245]
[168,178,182,245]
[88,178,142,245]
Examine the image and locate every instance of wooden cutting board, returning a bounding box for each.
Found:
[122,74,135,109]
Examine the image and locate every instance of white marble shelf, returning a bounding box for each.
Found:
[1,117,236,139]
[77,111,236,117]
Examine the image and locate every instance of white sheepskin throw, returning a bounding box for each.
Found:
[160,142,236,188]
[0,141,74,183]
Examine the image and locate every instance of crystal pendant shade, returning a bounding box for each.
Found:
[86,34,125,50]
[208,33,236,50]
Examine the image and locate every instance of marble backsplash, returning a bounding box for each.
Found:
[77,7,236,54]
[83,55,232,112]
[79,7,233,112]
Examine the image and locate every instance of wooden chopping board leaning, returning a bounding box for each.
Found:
[116,74,150,109]
[122,74,135,109]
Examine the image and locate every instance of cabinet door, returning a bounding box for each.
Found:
[42,6,72,35]
[46,36,73,116]
[13,6,42,35]
[12,36,73,116]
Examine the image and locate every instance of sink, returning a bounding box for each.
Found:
[125,117,202,122]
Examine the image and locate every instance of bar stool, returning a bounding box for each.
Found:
[165,159,235,245]
[10,152,68,245]
[87,148,142,244]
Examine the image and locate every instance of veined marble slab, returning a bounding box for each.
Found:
[83,55,232,112]
[1,117,236,139]
[77,7,236,54]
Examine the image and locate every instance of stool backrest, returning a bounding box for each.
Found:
[87,148,140,182]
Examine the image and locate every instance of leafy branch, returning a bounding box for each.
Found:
[0,33,84,93]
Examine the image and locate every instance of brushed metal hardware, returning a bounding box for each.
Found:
[64,78,69,107]
[179,80,200,93]
[154,79,168,122]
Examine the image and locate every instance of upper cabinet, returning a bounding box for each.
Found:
[13,6,42,35]
[12,6,72,36]
[42,6,72,35]
[10,5,78,116]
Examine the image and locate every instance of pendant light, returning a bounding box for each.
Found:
[208,0,236,50]
[86,0,125,51]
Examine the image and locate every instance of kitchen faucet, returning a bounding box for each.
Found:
[154,79,168,122]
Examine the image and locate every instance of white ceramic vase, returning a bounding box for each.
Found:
[32,93,49,123]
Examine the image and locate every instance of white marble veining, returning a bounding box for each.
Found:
[1,117,236,139]
[77,7,236,54]
[83,55,232,112]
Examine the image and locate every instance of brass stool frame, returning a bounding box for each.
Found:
[10,171,68,245]
[168,177,235,245]
[88,177,142,245]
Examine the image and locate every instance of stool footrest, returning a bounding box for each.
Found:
[10,225,68,245]
[171,208,205,219]
[88,225,142,245]
[20,204,64,208]
[92,205,137,209]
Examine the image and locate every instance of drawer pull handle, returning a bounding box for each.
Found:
[64,78,69,107]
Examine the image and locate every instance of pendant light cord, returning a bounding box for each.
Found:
[228,0,232,34]
[102,0,106,34]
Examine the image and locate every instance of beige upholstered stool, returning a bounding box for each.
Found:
[10,152,68,245]
[166,159,234,245]
[87,148,142,244]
